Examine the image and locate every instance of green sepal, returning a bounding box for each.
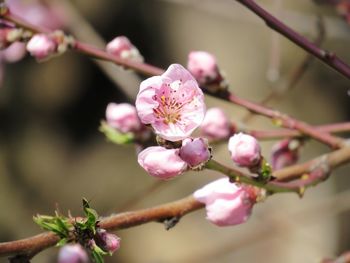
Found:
[91,243,108,263]
[33,214,72,238]
[56,238,68,247]
[99,121,134,145]
[259,159,272,183]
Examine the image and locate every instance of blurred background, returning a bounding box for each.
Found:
[0,0,350,262]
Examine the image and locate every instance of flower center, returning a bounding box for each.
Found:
[153,94,184,124]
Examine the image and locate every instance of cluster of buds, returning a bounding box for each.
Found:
[194,178,264,226]
[26,31,74,61]
[57,228,120,263]
[106,36,143,62]
[0,26,27,50]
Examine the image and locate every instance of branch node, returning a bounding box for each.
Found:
[161,217,180,230]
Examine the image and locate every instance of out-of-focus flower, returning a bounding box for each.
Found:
[194,178,258,226]
[95,229,121,254]
[136,64,205,142]
[187,51,221,86]
[179,137,211,168]
[200,107,232,140]
[138,146,187,179]
[228,133,261,167]
[57,244,89,263]
[106,36,143,62]
[6,0,65,30]
[26,33,56,60]
[106,103,141,133]
[270,139,300,170]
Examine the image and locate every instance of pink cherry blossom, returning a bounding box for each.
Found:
[271,139,300,170]
[138,146,187,179]
[200,107,232,140]
[106,103,141,133]
[26,34,56,60]
[58,244,89,263]
[106,36,143,62]
[136,64,205,142]
[179,137,211,168]
[228,133,261,167]
[193,178,257,226]
[187,51,221,85]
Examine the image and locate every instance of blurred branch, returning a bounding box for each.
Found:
[47,0,142,99]
[242,15,326,123]
[246,122,350,140]
[233,0,350,80]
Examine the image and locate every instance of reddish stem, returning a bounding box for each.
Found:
[0,10,343,149]
[234,0,350,79]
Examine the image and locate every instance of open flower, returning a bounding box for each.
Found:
[193,178,258,226]
[136,64,205,142]
[138,146,187,179]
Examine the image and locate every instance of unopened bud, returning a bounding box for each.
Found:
[95,229,121,254]
[106,36,143,62]
[57,244,89,263]
[26,33,56,60]
[179,137,211,169]
[228,133,261,168]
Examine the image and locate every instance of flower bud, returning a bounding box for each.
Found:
[106,103,141,133]
[270,139,300,170]
[179,138,211,168]
[187,51,221,85]
[228,133,261,167]
[58,244,89,263]
[26,34,56,60]
[200,108,232,140]
[194,178,259,226]
[95,229,121,254]
[106,36,143,62]
[138,146,187,179]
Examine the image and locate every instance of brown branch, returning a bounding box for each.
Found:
[0,195,203,258]
[234,0,350,80]
[0,8,344,149]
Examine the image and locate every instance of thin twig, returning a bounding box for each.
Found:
[0,196,203,258]
[0,9,343,149]
[234,0,350,79]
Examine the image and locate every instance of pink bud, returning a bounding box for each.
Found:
[95,229,121,254]
[194,178,257,226]
[106,103,141,133]
[138,146,187,179]
[2,42,27,63]
[26,34,56,60]
[187,51,221,85]
[200,108,232,140]
[106,36,143,62]
[270,139,300,170]
[58,244,89,263]
[179,138,211,168]
[228,133,261,167]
